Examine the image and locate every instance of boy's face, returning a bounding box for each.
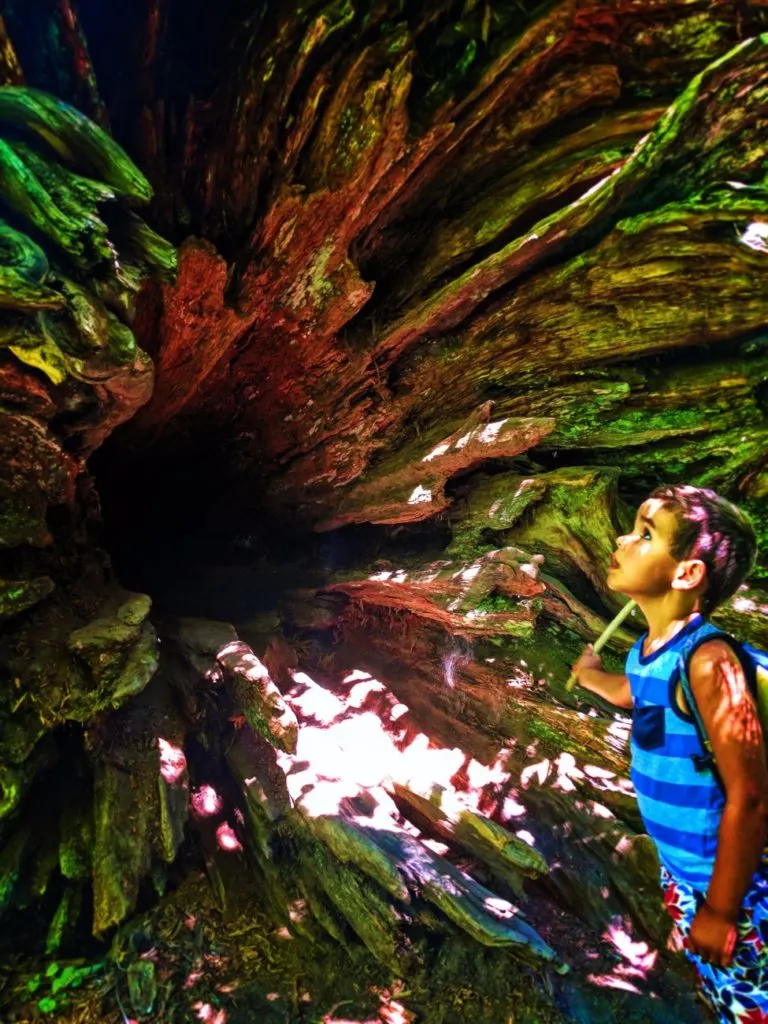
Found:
[607,499,687,599]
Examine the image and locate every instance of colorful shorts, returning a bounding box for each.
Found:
[660,865,768,1023]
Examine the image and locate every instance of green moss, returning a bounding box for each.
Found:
[307,242,336,305]
[637,13,731,64]
[551,404,704,446]
[524,718,582,757]
[475,593,517,613]
[742,499,768,579]
[0,577,55,620]
[448,474,546,559]
[456,39,478,76]
[0,492,49,548]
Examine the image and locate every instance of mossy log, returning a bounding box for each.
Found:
[216,640,299,754]
[0,4,767,1021]
[388,781,548,897]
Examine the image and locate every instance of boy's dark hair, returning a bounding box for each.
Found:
[648,484,757,616]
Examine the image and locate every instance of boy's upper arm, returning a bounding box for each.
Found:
[619,674,633,709]
[689,640,768,802]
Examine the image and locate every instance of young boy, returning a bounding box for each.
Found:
[571,485,768,1022]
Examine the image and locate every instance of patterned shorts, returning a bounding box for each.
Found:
[660,866,768,1023]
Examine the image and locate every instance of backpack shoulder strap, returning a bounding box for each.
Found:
[677,623,726,776]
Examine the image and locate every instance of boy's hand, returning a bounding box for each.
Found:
[571,645,603,683]
[689,902,737,967]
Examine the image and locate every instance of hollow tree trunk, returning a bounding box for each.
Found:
[0,2,767,1021]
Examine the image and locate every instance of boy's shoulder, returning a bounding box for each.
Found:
[683,628,758,699]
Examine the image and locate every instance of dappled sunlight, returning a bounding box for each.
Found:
[583,763,636,799]
[587,918,659,995]
[605,716,632,750]
[192,785,223,818]
[422,441,450,462]
[456,563,482,582]
[704,648,763,750]
[289,671,348,724]
[520,758,551,788]
[739,220,768,252]
[276,661,634,839]
[322,1005,412,1024]
[345,674,387,708]
[407,484,432,505]
[586,974,643,994]
[446,561,484,612]
[272,666,520,828]
[479,420,506,444]
[549,752,635,806]
[374,982,416,1024]
[288,899,310,926]
[483,894,521,917]
[323,1018,377,1024]
[604,920,658,972]
[194,1003,227,1024]
[158,737,187,783]
[503,792,526,818]
[358,549,549,647]
[465,755,508,791]
[733,595,768,613]
[216,823,243,853]
[551,752,578,793]
[421,837,450,855]
[505,662,534,689]
[227,654,667,1006]
[378,1002,413,1024]
[367,568,411,583]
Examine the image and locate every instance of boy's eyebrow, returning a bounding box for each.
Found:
[639,514,656,529]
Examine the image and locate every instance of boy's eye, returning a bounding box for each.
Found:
[642,529,651,540]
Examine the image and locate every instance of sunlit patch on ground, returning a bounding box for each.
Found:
[192,785,223,817]
[216,822,243,852]
[194,1001,228,1023]
[256,653,680,1011]
[158,737,187,783]
[276,664,517,829]
[586,919,659,995]
[104,639,684,1024]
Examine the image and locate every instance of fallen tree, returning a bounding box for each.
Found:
[0,2,767,1021]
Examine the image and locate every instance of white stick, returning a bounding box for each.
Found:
[565,600,637,692]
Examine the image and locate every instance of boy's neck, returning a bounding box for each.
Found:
[635,594,702,648]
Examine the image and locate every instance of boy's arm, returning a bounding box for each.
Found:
[570,646,633,709]
[687,639,768,966]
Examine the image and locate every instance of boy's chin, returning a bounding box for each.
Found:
[606,574,627,593]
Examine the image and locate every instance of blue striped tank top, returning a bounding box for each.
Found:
[627,614,724,889]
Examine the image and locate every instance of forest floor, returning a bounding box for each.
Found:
[0,853,712,1024]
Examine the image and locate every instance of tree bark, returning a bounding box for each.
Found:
[0,2,767,1021]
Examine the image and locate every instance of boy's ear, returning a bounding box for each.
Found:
[671,558,707,592]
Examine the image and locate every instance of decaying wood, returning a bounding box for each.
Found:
[0,2,766,1020]
[216,639,299,754]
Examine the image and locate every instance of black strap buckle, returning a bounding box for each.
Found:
[692,751,716,773]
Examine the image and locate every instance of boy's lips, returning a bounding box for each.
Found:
[609,555,620,570]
